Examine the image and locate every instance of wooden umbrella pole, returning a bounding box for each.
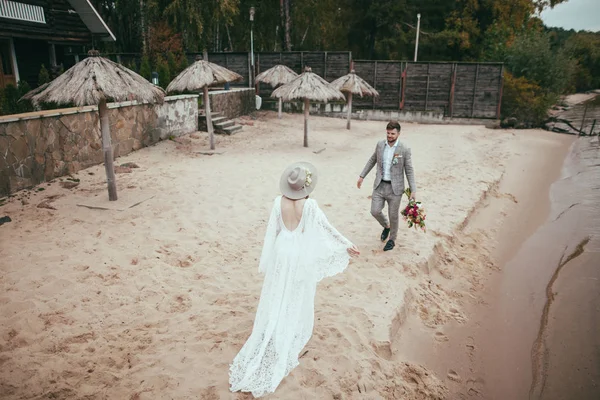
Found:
[99,98,118,201]
[346,92,353,130]
[303,98,309,147]
[204,86,215,150]
[278,97,283,119]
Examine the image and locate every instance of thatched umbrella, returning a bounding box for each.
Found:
[255,64,298,119]
[19,82,50,102]
[329,70,379,130]
[272,66,344,147]
[166,55,242,150]
[22,50,165,201]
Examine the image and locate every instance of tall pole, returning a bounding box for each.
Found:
[250,7,255,87]
[414,13,421,62]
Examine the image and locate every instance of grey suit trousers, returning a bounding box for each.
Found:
[371,181,402,241]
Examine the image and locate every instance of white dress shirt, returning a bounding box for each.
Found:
[382,139,399,181]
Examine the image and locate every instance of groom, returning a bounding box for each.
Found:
[357,121,416,251]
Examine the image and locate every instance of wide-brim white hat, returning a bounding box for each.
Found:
[279,162,318,200]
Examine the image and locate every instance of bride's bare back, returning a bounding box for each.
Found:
[280,196,307,231]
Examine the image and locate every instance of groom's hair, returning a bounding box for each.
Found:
[386,121,401,131]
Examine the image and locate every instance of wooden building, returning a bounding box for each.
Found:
[0,0,115,88]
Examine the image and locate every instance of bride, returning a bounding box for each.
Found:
[229,161,360,397]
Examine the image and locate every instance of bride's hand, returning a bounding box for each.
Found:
[347,245,360,257]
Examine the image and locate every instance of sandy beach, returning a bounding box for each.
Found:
[0,112,574,399]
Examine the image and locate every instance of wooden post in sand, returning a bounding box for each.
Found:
[304,98,309,147]
[99,98,117,201]
[278,97,283,119]
[202,49,215,150]
[346,92,353,130]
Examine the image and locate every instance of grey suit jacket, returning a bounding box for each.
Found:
[360,140,416,196]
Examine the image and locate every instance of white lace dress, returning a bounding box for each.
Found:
[229,196,354,397]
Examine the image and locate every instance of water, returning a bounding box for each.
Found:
[533,136,600,400]
[485,136,600,400]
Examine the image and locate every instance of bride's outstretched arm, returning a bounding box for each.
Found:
[315,206,353,247]
[314,203,359,256]
[309,202,358,281]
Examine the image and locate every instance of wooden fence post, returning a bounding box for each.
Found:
[425,63,430,111]
[449,63,457,118]
[373,61,378,109]
[400,64,407,110]
[497,65,504,119]
[471,64,480,117]
[398,62,403,110]
[579,102,589,135]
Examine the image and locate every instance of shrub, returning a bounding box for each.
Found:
[38,64,50,86]
[0,81,34,116]
[156,57,171,89]
[139,55,152,81]
[178,55,189,73]
[167,51,178,76]
[501,72,557,127]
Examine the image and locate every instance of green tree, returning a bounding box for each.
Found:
[139,55,152,80]
[156,57,171,88]
[167,51,178,76]
[178,55,189,73]
[504,31,574,94]
[38,64,50,87]
[561,32,600,92]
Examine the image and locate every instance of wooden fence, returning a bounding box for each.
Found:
[186,51,353,92]
[73,51,504,119]
[352,61,503,118]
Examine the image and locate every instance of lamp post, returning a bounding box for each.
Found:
[414,13,421,62]
[250,6,255,88]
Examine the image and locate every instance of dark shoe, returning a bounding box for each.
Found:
[381,227,390,242]
[383,240,395,251]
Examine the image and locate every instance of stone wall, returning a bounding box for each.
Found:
[0,95,198,196]
[200,88,255,119]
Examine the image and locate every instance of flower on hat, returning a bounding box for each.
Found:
[304,169,313,187]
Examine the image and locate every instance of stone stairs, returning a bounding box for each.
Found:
[198,112,243,135]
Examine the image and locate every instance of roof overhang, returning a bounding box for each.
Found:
[66,0,116,42]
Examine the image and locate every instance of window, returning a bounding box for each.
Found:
[0,1,46,24]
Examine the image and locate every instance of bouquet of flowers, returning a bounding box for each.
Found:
[401,188,426,232]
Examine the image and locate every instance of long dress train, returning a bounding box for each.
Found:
[229,196,353,397]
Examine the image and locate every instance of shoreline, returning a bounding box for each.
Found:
[394,129,576,399]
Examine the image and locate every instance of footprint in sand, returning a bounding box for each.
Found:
[371,341,393,360]
[466,377,485,397]
[465,336,476,361]
[449,307,467,324]
[434,331,449,342]
[447,369,462,383]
